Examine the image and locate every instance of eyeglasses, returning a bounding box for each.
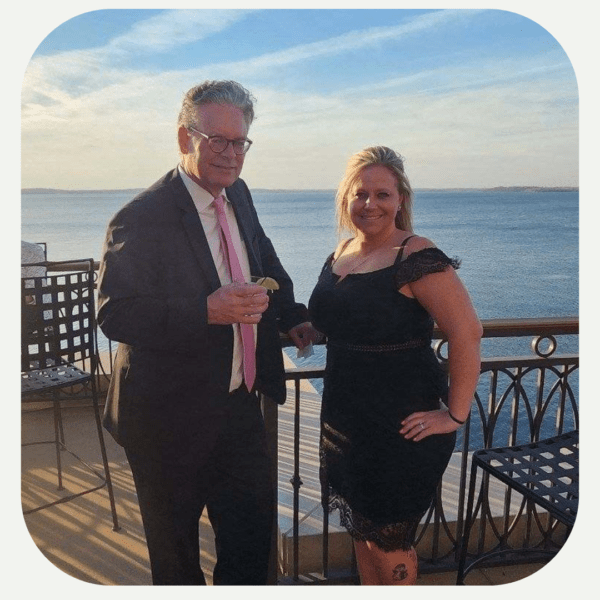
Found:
[188,127,253,155]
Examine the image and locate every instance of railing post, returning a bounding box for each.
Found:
[261,394,280,585]
[291,378,303,581]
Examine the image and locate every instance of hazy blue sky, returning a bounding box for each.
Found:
[11,4,595,592]
[20,5,581,190]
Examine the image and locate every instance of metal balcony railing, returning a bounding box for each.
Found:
[274,317,578,584]
[37,264,578,584]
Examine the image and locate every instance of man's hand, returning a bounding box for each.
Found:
[207,283,269,325]
[288,322,323,349]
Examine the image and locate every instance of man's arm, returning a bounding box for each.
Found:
[97,204,212,353]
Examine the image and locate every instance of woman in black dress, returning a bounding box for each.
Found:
[308,146,482,585]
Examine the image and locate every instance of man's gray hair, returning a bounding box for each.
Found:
[177,80,256,131]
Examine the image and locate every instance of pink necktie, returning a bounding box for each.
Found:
[213,195,256,391]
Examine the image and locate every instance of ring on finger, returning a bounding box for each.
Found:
[419,422,425,430]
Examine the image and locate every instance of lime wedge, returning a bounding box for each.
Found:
[251,276,280,290]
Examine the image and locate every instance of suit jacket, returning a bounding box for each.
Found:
[98,168,308,453]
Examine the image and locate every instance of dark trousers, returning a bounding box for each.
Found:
[125,389,274,585]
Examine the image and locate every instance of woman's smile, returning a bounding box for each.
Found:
[349,165,402,237]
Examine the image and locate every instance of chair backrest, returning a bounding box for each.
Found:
[21,259,97,371]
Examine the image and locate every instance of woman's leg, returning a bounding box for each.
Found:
[353,540,418,585]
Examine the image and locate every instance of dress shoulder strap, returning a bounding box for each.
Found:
[331,238,354,266]
[395,235,416,264]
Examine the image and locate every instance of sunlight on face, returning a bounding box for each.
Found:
[180,103,249,196]
[348,165,402,237]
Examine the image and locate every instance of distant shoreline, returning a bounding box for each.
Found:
[22,185,579,194]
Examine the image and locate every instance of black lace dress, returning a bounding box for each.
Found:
[308,239,460,551]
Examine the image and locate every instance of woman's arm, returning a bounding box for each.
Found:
[400,261,483,441]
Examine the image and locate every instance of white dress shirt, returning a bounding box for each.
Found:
[179,165,255,392]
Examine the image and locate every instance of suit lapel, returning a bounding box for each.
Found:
[170,172,222,291]
[227,183,262,276]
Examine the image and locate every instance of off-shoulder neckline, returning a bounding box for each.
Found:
[329,246,441,279]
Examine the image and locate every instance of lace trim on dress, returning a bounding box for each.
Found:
[395,248,461,289]
[325,489,424,552]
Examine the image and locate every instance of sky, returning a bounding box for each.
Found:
[18,3,584,191]
[11,3,597,595]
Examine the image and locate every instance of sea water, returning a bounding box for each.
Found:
[22,186,579,442]
[21,187,579,317]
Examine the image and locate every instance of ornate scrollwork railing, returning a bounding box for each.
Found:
[278,317,578,583]
[45,270,576,583]
[27,266,578,583]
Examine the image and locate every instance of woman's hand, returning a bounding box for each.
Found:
[400,409,460,442]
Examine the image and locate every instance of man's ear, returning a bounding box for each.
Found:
[178,126,190,155]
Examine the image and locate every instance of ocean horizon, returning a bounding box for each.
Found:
[22,185,578,347]
[21,186,578,316]
[22,185,579,194]
[21,186,579,448]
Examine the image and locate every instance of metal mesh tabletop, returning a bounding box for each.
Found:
[457,430,578,583]
[472,430,578,527]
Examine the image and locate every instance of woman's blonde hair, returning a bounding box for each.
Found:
[335,146,414,236]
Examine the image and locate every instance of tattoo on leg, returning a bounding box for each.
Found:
[392,563,408,581]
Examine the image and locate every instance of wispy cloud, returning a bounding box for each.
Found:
[20,9,577,189]
[22,9,253,107]
[341,57,575,99]
[23,8,478,107]
[203,9,481,77]
[105,9,253,56]
[244,77,578,189]
[21,8,483,133]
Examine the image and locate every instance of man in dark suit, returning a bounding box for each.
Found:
[98,80,317,585]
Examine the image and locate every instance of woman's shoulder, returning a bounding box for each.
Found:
[395,234,461,287]
[333,237,354,261]
[401,234,437,259]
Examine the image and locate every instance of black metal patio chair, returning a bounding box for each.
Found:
[21,259,119,530]
[456,430,578,584]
